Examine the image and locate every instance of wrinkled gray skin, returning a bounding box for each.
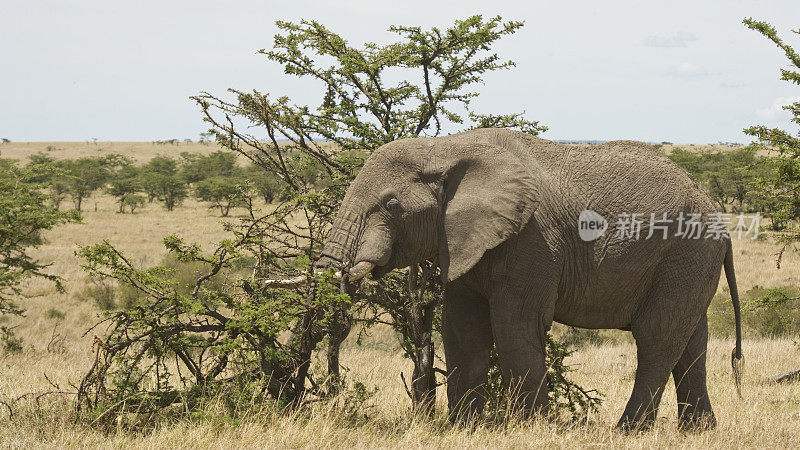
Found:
[317,128,742,430]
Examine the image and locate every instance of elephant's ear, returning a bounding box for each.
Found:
[435,143,539,282]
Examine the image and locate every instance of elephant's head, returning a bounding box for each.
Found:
[317,131,540,283]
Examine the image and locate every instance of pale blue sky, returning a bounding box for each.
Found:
[1,0,798,143]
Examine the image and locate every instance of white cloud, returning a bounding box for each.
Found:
[643,31,697,48]
[666,62,708,78]
[756,96,800,120]
[719,81,746,89]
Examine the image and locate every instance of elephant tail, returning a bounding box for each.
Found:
[724,238,744,398]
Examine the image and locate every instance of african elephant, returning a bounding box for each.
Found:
[316,128,743,430]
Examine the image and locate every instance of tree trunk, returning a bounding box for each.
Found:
[407,264,437,416]
[289,309,319,399]
[410,311,436,415]
[326,277,353,391]
[287,290,327,401]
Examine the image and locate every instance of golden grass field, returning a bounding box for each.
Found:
[1,142,799,448]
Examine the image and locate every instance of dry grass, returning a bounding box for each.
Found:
[0,143,799,448]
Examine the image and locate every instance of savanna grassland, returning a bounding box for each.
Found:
[1,142,799,448]
[0,141,236,163]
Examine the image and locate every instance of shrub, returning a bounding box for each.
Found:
[747,286,800,336]
[74,227,350,427]
[484,336,602,423]
[0,158,80,318]
[0,326,23,354]
[81,277,117,311]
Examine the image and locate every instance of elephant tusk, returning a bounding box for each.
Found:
[262,270,343,289]
[348,261,375,281]
[263,275,306,287]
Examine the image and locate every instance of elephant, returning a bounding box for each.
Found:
[315,127,743,430]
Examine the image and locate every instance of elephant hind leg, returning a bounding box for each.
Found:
[673,314,716,430]
[617,339,677,431]
[619,290,710,430]
[617,245,721,432]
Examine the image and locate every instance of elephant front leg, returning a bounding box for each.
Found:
[442,281,492,424]
[490,293,552,418]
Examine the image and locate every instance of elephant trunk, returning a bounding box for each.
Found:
[318,200,391,281]
[259,205,364,288]
[317,205,364,271]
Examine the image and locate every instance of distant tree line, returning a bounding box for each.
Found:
[667,145,785,226]
[20,150,320,216]
[18,144,782,221]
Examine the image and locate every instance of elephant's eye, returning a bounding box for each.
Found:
[385,198,401,214]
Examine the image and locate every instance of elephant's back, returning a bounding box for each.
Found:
[441,128,715,213]
[534,138,715,214]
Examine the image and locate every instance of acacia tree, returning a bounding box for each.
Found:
[744,18,800,382]
[56,155,124,211]
[0,159,79,319]
[139,156,188,210]
[106,164,142,213]
[77,16,598,425]
[194,173,248,216]
[745,19,800,239]
[668,147,766,213]
[244,165,286,204]
[180,151,239,185]
[194,15,545,412]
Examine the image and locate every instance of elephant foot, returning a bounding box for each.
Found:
[677,410,716,432]
[615,414,656,433]
[448,405,482,429]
